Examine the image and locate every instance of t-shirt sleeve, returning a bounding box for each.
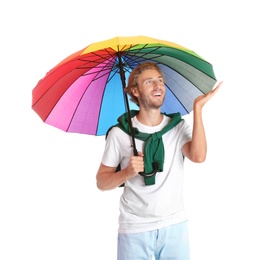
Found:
[101,127,122,167]
[179,120,192,148]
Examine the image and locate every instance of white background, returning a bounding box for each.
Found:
[1,0,261,259]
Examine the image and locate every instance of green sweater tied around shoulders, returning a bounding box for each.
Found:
[107,110,183,185]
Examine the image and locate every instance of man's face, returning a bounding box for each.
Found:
[134,69,166,110]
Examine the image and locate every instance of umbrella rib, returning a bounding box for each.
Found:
[165,84,190,114]
[124,46,168,69]
[77,47,117,69]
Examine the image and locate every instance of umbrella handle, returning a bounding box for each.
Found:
[138,162,159,178]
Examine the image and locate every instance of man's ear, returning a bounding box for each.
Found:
[132,87,138,97]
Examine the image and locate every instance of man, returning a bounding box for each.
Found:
[96,62,222,260]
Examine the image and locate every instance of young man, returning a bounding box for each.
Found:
[96,62,221,260]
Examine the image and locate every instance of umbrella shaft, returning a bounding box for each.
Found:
[117,52,138,156]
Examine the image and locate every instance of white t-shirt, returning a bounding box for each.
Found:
[102,115,192,233]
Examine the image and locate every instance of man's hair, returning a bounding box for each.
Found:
[125,62,164,107]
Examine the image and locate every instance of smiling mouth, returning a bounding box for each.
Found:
[152,92,162,97]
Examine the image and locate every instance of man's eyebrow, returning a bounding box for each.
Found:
[144,76,163,80]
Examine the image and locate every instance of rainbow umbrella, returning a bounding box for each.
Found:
[32,35,217,137]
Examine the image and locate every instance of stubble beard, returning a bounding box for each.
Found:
[139,93,165,110]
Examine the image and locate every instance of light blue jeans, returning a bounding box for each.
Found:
[117,221,190,260]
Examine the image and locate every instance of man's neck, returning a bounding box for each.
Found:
[136,108,163,126]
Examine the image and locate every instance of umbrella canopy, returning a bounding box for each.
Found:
[32,35,217,136]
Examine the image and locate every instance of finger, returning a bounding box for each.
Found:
[137,151,144,157]
[207,81,223,97]
[212,81,223,92]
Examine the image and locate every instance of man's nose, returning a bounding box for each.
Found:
[152,80,161,87]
